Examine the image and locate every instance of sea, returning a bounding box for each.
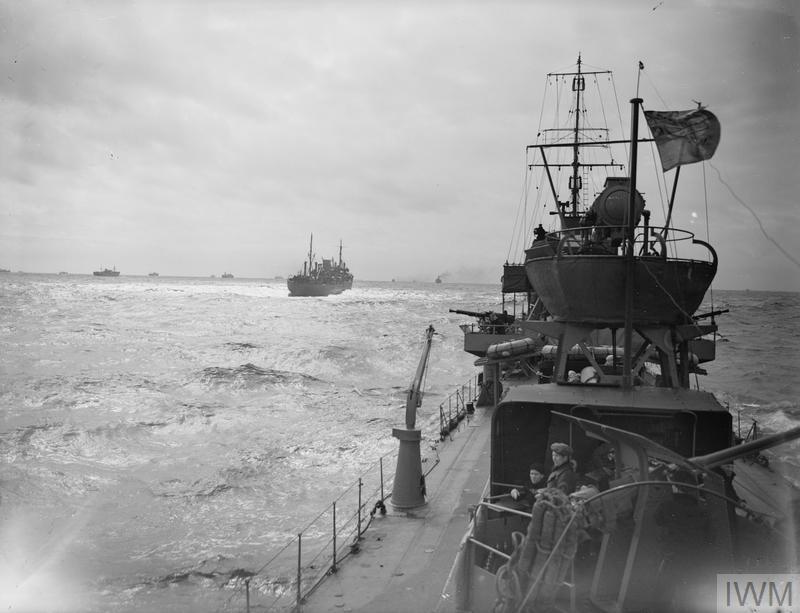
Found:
[1,274,798,613]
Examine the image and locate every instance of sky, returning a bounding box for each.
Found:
[1,0,798,290]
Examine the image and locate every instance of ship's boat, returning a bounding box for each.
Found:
[287,234,353,297]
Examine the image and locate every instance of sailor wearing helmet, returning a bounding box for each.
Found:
[547,442,577,495]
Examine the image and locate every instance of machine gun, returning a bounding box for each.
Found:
[450,308,515,335]
[449,308,492,319]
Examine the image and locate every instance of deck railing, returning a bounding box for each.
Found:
[542,224,714,261]
[439,373,481,441]
[220,375,481,612]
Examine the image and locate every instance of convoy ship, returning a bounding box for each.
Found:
[287,234,353,297]
[228,57,800,613]
[93,267,120,277]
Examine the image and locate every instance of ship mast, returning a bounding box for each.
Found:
[570,54,583,216]
[308,233,314,274]
[622,98,642,389]
[534,56,614,226]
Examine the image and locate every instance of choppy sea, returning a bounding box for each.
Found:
[1,274,798,612]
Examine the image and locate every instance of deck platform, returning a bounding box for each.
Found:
[302,405,494,613]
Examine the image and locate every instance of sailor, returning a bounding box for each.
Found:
[534,223,547,241]
[584,443,616,490]
[547,443,577,495]
[509,463,546,509]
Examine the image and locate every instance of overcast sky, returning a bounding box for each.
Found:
[1,0,798,290]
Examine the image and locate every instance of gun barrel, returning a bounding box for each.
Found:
[693,308,730,321]
[449,308,488,318]
[690,425,800,469]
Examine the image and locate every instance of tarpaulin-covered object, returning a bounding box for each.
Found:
[502,263,531,293]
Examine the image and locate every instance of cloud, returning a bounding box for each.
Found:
[0,0,797,288]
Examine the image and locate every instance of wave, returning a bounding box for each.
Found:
[198,363,324,388]
[126,555,256,592]
[150,478,234,499]
[224,341,261,352]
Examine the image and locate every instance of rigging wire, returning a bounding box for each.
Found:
[709,163,800,269]
[536,76,550,142]
[507,74,556,262]
[649,145,670,247]
[702,161,714,309]
[609,76,629,164]
[642,70,670,110]
[506,165,529,262]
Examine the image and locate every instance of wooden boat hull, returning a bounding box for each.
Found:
[526,255,716,325]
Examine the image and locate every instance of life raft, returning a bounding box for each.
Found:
[486,337,539,360]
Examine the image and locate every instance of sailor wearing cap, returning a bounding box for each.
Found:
[509,463,547,510]
[547,442,577,495]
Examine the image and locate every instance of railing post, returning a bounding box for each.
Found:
[245,578,250,613]
[332,501,337,572]
[296,532,302,610]
[380,456,385,502]
[357,478,363,538]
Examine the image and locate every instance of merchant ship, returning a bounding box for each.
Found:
[287,234,353,297]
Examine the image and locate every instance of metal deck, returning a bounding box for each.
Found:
[302,405,494,613]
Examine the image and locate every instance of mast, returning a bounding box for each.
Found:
[338,239,343,266]
[534,56,613,226]
[570,54,584,215]
[308,233,314,275]
[622,98,643,389]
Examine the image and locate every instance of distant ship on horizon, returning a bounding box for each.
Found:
[93,267,120,277]
[221,272,234,279]
[287,234,353,297]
